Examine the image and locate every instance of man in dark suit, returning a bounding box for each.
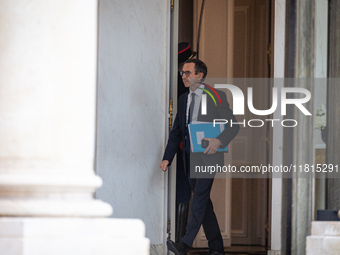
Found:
[160,59,239,255]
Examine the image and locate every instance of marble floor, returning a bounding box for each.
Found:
[189,252,266,255]
[188,246,267,255]
[188,252,266,255]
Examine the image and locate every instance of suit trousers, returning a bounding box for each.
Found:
[180,153,223,252]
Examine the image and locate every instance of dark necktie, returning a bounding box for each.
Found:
[186,93,195,153]
[189,93,195,123]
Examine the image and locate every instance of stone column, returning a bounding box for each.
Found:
[282,0,315,254]
[0,0,110,219]
[307,222,340,254]
[0,1,149,254]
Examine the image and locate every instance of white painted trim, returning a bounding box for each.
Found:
[271,0,286,252]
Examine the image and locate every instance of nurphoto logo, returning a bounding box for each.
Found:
[200,83,312,128]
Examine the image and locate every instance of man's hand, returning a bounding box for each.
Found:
[203,138,222,155]
[160,160,170,172]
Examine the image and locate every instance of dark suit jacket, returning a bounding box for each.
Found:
[163,86,240,175]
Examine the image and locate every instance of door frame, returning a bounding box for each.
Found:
[168,0,284,252]
[166,0,180,251]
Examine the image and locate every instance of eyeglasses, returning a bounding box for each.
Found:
[180,70,191,77]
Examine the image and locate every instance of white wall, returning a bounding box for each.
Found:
[96,0,168,245]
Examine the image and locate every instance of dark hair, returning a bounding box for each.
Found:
[184,59,208,79]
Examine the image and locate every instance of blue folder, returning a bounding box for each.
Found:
[188,122,228,153]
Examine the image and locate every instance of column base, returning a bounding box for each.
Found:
[0,174,113,217]
[0,217,150,255]
[306,221,340,254]
[0,199,112,217]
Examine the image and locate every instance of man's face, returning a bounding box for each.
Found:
[181,63,203,90]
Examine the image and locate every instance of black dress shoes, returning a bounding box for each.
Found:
[166,240,189,255]
[207,250,225,255]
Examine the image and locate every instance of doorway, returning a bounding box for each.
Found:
[175,0,272,253]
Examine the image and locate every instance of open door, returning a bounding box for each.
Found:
[173,0,271,252]
[188,0,271,251]
[191,0,234,248]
